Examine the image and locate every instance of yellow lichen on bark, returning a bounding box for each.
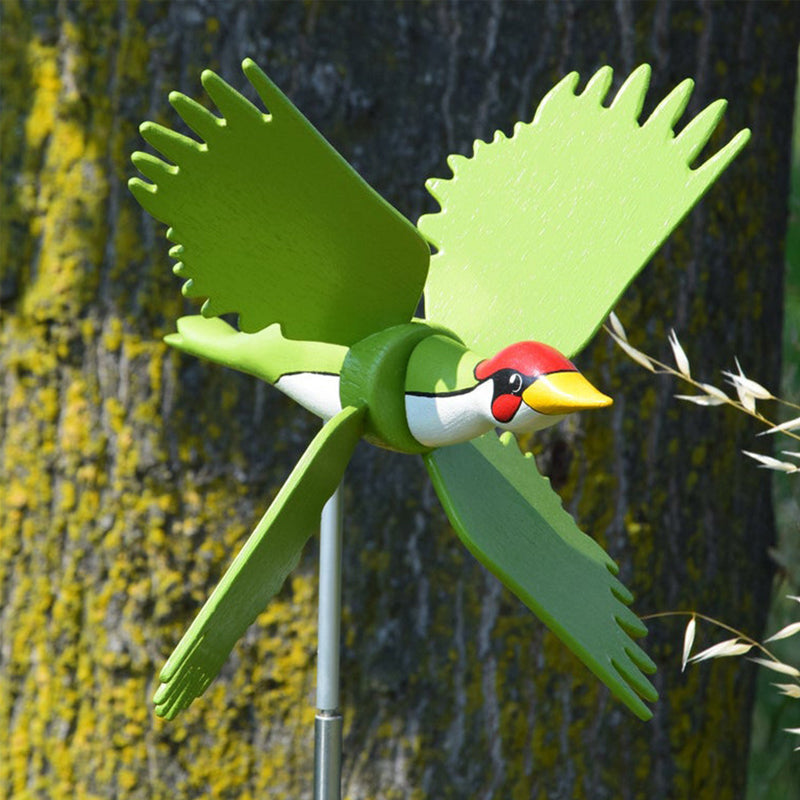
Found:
[2,3,797,798]
[21,35,107,322]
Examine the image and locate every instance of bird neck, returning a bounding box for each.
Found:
[339,322,462,453]
[404,334,496,448]
[404,333,483,395]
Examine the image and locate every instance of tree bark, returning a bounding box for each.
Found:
[1,1,797,798]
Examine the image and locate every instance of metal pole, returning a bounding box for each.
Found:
[314,483,343,800]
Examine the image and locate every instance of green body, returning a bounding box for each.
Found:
[405,334,483,395]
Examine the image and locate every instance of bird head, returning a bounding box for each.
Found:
[474,341,612,434]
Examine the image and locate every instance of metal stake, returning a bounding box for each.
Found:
[314,483,343,800]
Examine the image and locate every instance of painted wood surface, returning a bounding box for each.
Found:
[131,61,430,347]
[131,61,694,723]
[154,405,365,719]
[420,65,749,359]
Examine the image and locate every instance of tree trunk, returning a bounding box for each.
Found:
[1,1,797,798]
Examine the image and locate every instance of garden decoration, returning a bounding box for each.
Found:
[130,58,748,750]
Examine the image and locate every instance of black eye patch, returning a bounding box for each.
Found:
[489,369,536,398]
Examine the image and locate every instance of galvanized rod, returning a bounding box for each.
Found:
[314,713,343,800]
[314,483,343,800]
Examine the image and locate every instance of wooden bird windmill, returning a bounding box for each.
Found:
[130,58,749,795]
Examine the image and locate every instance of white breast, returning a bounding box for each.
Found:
[405,383,495,448]
[275,372,343,420]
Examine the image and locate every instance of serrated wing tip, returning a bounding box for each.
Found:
[643,77,695,134]
[139,121,203,167]
[531,70,580,124]
[738,126,752,144]
[498,430,516,447]
[626,643,658,675]
[242,58,287,118]
[168,91,222,143]
[615,606,648,638]
[446,153,467,174]
[132,151,178,183]
[200,68,217,85]
[200,67,262,123]
[614,652,659,698]
[152,680,170,705]
[610,579,634,604]
[201,296,227,318]
[612,664,658,712]
[581,65,614,104]
[609,64,651,119]
[158,678,195,719]
[128,176,155,195]
[691,126,751,182]
[557,70,581,94]
[242,57,268,86]
[422,64,748,357]
[673,98,727,162]
[163,332,182,349]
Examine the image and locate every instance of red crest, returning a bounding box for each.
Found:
[475,341,576,381]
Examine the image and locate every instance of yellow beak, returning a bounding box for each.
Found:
[521,371,613,415]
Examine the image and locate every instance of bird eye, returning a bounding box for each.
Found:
[508,372,523,394]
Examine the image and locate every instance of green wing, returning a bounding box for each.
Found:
[130,59,429,347]
[153,405,365,719]
[425,432,657,720]
[419,64,750,358]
